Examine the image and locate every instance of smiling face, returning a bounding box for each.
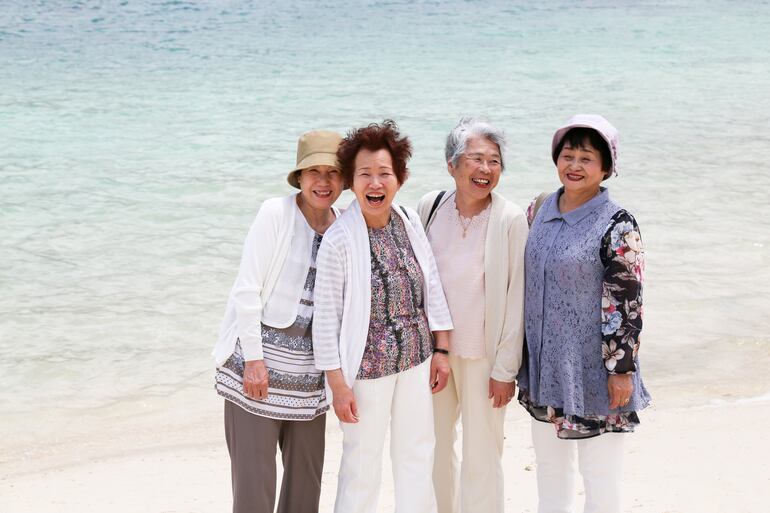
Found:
[297,165,344,211]
[556,141,606,197]
[448,135,502,204]
[351,148,401,228]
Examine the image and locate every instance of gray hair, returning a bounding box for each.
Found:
[444,117,507,170]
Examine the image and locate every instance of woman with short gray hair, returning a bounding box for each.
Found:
[444,117,508,170]
[418,117,528,513]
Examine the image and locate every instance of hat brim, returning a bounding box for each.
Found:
[286,152,341,189]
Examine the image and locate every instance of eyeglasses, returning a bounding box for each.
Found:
[462,153,502,170]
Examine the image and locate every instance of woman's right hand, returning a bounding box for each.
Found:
[243,360,269,400]
[326,369,359,423]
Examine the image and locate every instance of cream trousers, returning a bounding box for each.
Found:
[432,355,506,513]
[531,419,625,513]
[334,358,437,513]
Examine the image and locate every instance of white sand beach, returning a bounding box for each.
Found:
[3,368,769,513]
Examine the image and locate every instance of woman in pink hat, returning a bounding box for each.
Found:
[517,115,651,513]
[212,130,344,513]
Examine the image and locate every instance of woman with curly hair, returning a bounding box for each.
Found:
[517,114,652,513]
[313,120,453,513]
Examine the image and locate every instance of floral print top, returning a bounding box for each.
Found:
[600,211,644,374]
[357,212,433,380]
[518,188,651,439]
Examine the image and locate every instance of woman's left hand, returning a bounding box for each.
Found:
[489,378,516,408]
[608,373,634,409]
[430,354,450,394]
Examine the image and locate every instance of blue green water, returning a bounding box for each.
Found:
[2,1,769,415]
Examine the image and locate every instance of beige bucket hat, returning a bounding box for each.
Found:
[287,130,343,189]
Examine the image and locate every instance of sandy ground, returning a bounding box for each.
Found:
[2,383,770,513]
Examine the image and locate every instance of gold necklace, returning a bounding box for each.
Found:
[457,212,473,238]
[455,197,489,238]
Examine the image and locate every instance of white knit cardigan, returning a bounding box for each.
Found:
[312,199,453,390]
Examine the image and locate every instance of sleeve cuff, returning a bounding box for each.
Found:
[314,361,342,371]
[490,369,517,383]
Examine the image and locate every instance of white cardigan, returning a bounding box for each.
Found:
[312,199,453,389]
[212,193,337,366]
[417,190,528,382]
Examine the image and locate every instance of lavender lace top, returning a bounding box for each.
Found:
[517,188,651,438]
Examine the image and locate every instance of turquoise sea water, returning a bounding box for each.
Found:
[2,1,769,423]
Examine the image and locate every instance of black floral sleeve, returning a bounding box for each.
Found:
[600,210,644,374]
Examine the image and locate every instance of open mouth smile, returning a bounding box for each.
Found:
[365,193,386,206]
[472,178,490,187]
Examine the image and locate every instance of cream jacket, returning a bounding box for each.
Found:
[213,193,338,365]
[417,190,528,382]
[312,199,453,390]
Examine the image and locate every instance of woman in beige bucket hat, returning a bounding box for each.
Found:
[213,129,344,513]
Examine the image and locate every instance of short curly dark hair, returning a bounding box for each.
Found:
[336,120,412,187]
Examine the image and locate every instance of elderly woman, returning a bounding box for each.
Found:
[517,115,651,513]
[417,117,528,513]
[313,120,453,513]
[212,130,344,513]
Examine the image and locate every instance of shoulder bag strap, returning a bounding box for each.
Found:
[427,190,446,225]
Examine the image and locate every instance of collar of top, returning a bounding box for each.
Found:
[541,187,610,226]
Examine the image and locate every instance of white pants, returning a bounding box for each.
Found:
[432,355,506,513]
[334,359,437,513]
[531,419,625,513]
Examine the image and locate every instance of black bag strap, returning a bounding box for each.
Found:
[399,205,409,218]
[427,190,446,226]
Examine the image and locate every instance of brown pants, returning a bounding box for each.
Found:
[224,400,326,513]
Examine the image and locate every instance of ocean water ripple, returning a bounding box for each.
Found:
[1,0,769,413]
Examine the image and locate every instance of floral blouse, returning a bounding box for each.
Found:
[600,210,644,374]
[520,197,646,439]
[356,212,433,380]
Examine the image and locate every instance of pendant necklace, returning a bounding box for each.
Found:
[458,213,473,238]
